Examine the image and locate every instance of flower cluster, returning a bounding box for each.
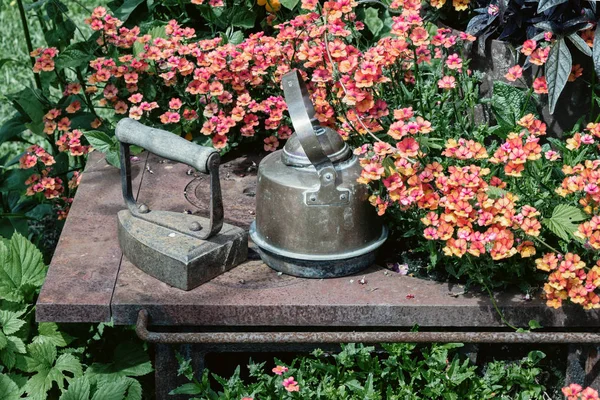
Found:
[19,105,89,218]
[30,47,58,73]
[428,0,471,12]
[507,30,586,99]
[563,384,600,400]
[536,253,600,309]
[84,8,298,152]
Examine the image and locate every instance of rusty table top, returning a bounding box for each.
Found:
[36,151,600,328]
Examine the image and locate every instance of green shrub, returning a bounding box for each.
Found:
[173,343,551,399]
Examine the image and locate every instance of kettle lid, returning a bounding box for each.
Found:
[282,126,351,167]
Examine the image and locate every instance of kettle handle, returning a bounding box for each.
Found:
[115,118,223,240]
[282,70,338,186]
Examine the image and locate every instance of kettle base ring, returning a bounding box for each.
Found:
[254,245,375,279]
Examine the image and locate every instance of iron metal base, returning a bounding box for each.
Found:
[254,245,375,278]
[118,210,248,290]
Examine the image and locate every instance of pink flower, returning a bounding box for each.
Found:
[446,53,462,70]
[128,93,143,104]
[544,150,560,161]
[282,376,299,392]
[272,365,288,375]
[264,135,279,152]
[20,154,38,169]
[159,111,180,124]
[505,65,523,82]
[169,98,183,110]
[533,77,548,94]
[437,75,456,89]
[521,39,537,56]
[301,0,318,10]
[487,4,499,15]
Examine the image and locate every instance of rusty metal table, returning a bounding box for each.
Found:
[37,151,600,398]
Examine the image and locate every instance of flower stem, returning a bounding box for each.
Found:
[483,283,519,331]
[17,0,42,91]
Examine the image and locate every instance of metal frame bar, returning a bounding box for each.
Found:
[136,310,600,345]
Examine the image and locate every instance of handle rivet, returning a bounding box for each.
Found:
[310,195,317,202]
[138,204,149,213]
[189,222,202,231]
[340,194,347,200]
[324,173,333,181]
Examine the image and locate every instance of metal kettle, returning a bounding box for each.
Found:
[249,70,388,278]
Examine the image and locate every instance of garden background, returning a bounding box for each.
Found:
[2,0,600,398]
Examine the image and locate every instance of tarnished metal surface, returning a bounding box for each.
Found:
[114,120,247,290]
[117,120,224,240]
[39,151,600,329]
[250,236,376,278]
[252,71,386,277]
[136,310,600,344]
[113,255,600,327]
[36,151,148,322]
[118,210,247,290]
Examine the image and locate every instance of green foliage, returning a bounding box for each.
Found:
[83,131,121,168]
[542,204,588,242]
[0,233,153,399]
[364,8,384,37]
[491,82,537,137]
[172,343,551,399]
[0,233,47,303]
[545,37,572,114]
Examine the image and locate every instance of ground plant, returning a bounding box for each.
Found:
[172,343,555,399]
[0,233,153,399]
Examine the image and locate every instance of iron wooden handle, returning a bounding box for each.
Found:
[116,118,218,175]
[116,119,223,240]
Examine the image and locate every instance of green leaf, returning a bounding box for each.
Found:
[59,376,90,400]
[0,59,14,71]
[23,342,83,399]
[90,378,129,400]
[148,26,167,39]
[537,0,568,12]
[364,7,384,37]
[124,377,142,400]
[8,88,46,125]
[33,323,72,347]
[0,309,26,335]
[169,382,202,395]
[229,8,256,29]
[491,82,536,135]
[546,38,572,115]
[113,0,146,22]
[542,204,587,242]
[0,233,47,302]
[486,186,508,199]
[229,31,244,45]
[280,0,299,9]
[0,374,20,400]
[567,33,592,57]
[593,27,600,79]
[55,44,94,70]
[0,114,26,145]
[528,320,542,330]
[86,342,152,386]
[0,336,26,371]
[105,150,121,168]
[84,131,115,153]
[132,41,144,58]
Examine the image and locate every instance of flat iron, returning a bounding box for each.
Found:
[115,118,247,290]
